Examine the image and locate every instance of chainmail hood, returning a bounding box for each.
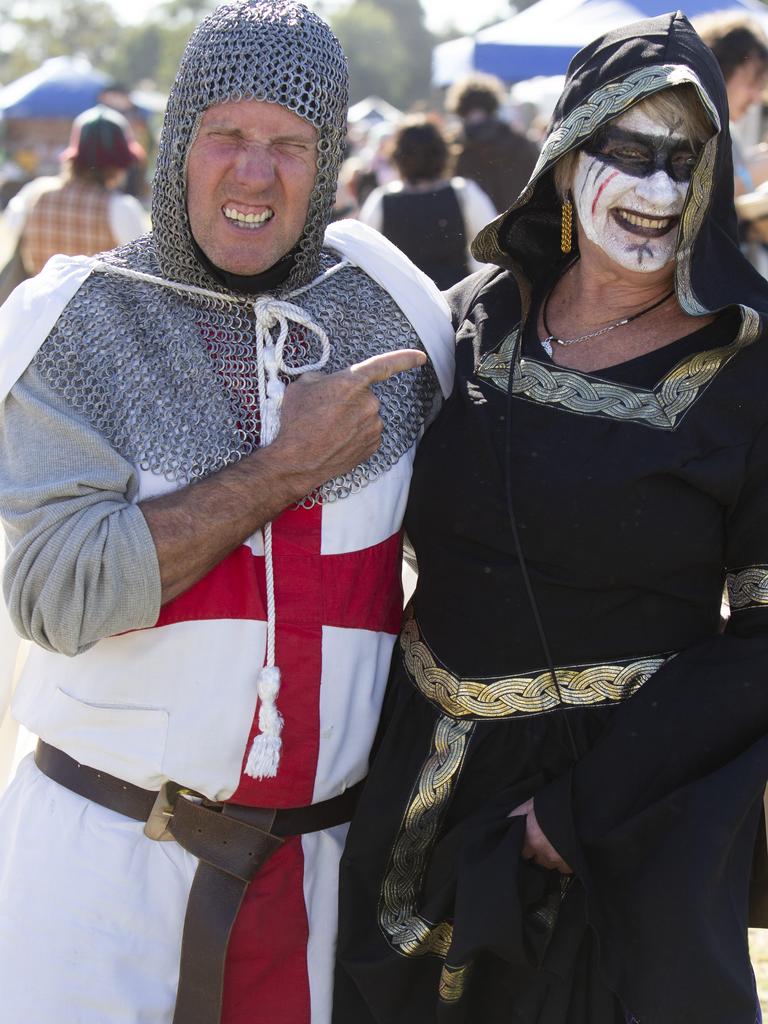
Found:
[151,0,349,293]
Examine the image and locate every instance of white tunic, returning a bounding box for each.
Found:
[0,220,455,1023]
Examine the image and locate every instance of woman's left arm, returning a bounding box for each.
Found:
[526,420,768,1023]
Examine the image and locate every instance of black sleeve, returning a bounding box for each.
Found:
[443,266,504,330]
[534,421,768,1024]
[724,421,768,639]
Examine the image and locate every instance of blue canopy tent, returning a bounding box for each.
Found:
[0,57,112,119]
[432,0,768,86]
[0,58,116,182]
[0,57,161,187]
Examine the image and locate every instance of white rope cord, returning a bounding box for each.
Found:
[244,295,332,779]
[288,257,350,300]
[92,257,352,307]
[92,261,245,305]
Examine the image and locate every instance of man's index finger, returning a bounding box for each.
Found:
[349,348,427,385]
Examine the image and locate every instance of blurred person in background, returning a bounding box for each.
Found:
[358,115,497,289]
[360,120,398,188]
[98,82,156,202]
[696,13,768,274]
[333,153,378,220]
[0,104,148,284]
[695,12,768,193]
[447,71,540,213]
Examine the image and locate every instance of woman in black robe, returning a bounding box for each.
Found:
[334,12,768,1024]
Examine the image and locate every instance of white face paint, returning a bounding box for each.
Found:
[571,107,697,273]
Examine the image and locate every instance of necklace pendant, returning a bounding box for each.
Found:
[541,337,554,357]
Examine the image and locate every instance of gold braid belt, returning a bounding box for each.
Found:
[399,609,671,721]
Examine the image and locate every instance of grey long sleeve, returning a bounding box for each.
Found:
[0,362,161,656]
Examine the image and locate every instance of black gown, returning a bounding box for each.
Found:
[335,13,768,1024]
[335,266,765,1024]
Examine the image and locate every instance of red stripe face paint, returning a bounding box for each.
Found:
[591,170,620,217]
[571,107,694,273]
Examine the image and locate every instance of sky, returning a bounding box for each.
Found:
[330,0,513,33]
[108,0,513,36]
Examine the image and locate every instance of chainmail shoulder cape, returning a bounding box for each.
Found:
[30,235,439,506]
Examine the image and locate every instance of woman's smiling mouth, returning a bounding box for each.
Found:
[612,208,679,238]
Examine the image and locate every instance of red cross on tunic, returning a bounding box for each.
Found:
[155,500,403,804]
[154,500,404,1024]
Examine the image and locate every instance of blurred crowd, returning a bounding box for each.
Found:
[3,10,768,294]
[332,13,768,287]
[333,71,542,288]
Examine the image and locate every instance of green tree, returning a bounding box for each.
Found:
[108,24,165,89]
[331,2,408,106]
[160,0,216,21]
[378,0,433,101]
[0,0,123,82]
[102,0,216,92]
[0,0,216,91]
[107,17,213,93]
[329,0,435,109]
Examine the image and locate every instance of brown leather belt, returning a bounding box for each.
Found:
[34,740,362,1024]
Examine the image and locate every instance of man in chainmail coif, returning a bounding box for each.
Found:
[0,3,454,1023]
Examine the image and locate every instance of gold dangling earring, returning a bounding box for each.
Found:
[561,194,573,254]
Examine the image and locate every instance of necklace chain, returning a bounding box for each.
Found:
[541,269,675,357]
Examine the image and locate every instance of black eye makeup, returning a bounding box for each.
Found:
[582,126,699,183]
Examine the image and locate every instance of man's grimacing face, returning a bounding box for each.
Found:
[571,106,700,273]
[186,99,319,276]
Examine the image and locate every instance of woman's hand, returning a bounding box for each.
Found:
[509,798,573,874]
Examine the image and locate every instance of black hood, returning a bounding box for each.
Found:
[472,11,768,328]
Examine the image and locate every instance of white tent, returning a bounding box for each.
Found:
[433,0,768,85]
[347,96,403,126]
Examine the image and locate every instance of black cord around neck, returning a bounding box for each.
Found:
[503,334,580,764]
[543,272,675,349]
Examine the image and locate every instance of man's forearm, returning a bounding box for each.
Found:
[140,446,311,604]
[140,347,427,605]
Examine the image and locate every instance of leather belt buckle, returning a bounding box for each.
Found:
[144,781,203,841]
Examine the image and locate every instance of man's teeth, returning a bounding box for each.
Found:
[620,211,674,229]
[223,207,274,228]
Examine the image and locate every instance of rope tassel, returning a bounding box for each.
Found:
[244,666,284,779]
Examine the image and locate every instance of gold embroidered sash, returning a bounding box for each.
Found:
[400,611,670,721]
